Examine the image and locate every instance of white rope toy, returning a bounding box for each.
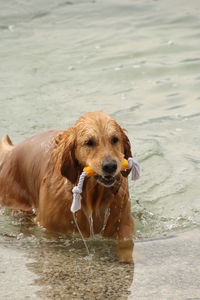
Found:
[128,157,140,181]
[71,171,87,213]
[71,157,140,213]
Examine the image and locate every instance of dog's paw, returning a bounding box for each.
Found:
[117,239,134,264]
[118,250,134,264]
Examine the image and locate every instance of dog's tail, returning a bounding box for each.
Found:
[0,134,13,164]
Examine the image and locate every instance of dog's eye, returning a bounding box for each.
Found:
[85,139,95,147]
[111,136,119,145]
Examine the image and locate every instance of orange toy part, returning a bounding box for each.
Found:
[83,166,96,177]
[83,158,129,177]
[121,158,129,170]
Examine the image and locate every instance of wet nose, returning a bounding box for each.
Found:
[102,160,117,175]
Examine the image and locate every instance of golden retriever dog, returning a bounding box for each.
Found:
[0,112,135,263]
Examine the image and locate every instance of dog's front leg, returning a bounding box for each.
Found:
[117,201,134,264]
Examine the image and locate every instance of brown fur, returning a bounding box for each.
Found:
[0,112,134,263]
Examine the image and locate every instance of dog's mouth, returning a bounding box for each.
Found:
[95,175,116,187]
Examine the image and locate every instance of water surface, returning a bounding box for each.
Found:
[0,0,200,298]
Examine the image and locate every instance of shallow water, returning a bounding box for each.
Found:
[0,0,200,298]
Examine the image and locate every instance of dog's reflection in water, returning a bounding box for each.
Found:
[26,236,134,299]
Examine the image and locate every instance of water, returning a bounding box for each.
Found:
[0,0,200,298]
[73,212,90,255]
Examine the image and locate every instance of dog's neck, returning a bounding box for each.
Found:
[81,174,123,217]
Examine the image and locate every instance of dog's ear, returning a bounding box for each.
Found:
[120,127,133,177]
[59,128,79,184]
[121,128,132,159]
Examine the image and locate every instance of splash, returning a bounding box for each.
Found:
[88,215,94,238]
[100,208,110,234]
[72,213,90,256]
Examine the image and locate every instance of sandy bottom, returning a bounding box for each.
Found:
[0,228,199,300]
[0,246,39,299]
[131,228,200,300]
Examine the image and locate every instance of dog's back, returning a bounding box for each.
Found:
[0,131,60,210]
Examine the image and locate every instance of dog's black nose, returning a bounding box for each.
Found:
[102,160,117,174]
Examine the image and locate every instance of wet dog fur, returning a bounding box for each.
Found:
[0,112,134,263]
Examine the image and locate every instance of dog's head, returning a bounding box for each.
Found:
[60,112,132,187]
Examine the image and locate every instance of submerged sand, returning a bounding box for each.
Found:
[131,228,200,299]
[0,228,199,299]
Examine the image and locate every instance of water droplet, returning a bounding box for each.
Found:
[32,208,37,215]
[89,215,94,237]
[101,208,110,233]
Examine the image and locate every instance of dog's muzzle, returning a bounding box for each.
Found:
[95,174,116,187]
[94,159,118,187]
